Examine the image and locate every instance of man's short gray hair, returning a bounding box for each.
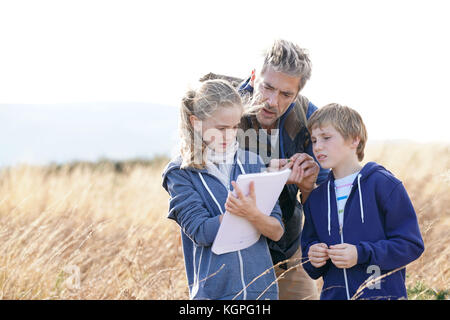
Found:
[261,39,312,91]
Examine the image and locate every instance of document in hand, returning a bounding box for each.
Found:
[211,168,291,255]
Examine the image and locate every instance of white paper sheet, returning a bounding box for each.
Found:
[211,168,291,255]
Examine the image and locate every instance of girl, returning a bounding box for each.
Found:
[162,79,284,300]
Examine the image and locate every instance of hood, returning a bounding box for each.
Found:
[324,162,388,235]
[325,161,385,183]
[161,155,208,192]
[161,147,249,192]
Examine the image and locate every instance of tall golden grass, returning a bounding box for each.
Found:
[0,142,448,299]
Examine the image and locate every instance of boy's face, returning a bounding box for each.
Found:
[311,123,360,171]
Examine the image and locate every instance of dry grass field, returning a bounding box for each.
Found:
[0,142,448,300]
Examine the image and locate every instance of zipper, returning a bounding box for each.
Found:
[237,250,247,300]
[198,157,248,300]
[333,179,360,300]
[191,245,204,299]
[340,226,351,300]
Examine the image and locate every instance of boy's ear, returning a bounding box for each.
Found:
[351,136,361,149]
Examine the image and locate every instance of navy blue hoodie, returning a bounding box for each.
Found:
[301,162,424,300]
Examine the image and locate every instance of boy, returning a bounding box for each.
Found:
[301,103,424,300]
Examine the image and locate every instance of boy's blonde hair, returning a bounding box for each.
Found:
[307,103,368,161]
[179,79,243,169]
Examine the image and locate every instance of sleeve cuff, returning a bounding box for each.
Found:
[356,243,369,265]
[202,215,222,245]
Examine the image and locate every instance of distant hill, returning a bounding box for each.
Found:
[0,102,179,167]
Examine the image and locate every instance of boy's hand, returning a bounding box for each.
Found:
[327,243,358,269]
[308,243,329,268]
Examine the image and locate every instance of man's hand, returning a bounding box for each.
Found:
[327,243,358,269]
[268,153,319,201]
[288,153,319,192]
[308,243,329,268]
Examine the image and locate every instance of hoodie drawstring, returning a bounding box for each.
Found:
[198,157,247,299]
[357,174,364,224]
[327,173,364,236]
[327,181,331,236]
[198,158,246,215]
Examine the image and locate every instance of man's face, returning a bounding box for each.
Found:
[253,66,301,130]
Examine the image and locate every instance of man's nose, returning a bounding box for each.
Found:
[267,91,278,108]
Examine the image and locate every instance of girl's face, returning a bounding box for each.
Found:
[191,105,242,153]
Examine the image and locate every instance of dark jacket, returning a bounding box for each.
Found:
[237,77,329,266]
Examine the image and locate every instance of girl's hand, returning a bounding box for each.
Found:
[308,243,330,268]
[327,243,358,269]
[225,180,284,241]
[225,181,260,221]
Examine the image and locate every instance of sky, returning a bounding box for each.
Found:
[1,0,449,157]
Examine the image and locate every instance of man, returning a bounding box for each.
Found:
[201,39,328,299]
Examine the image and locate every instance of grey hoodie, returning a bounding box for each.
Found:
[161,148,284,300]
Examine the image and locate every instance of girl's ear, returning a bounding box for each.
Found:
[189,115,202,132]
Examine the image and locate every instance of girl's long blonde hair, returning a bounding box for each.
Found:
[179,79,242,169]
